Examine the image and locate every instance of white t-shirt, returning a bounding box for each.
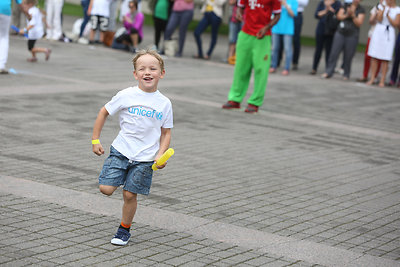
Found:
[105,86,173,161]
[27,6,44,40]
[91,0,112,17]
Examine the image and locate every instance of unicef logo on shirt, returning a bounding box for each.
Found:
[128,106,163,121]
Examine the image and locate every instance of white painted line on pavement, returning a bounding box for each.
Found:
[167,93,400,140]
[0,175,398,267]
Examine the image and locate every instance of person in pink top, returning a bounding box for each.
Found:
[112,0,144,53]
[163,0,194,57]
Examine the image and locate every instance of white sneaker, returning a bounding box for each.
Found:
[77,37,89,45]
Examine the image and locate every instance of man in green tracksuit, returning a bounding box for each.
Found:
[222,0,281,113]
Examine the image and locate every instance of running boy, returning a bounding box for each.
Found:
[92,49,173,246]
[20,0,51,62]
[222,0,281,113]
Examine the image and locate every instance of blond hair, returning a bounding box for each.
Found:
[132,48,165,72]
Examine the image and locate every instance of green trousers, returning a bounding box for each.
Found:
[228,31,272,107]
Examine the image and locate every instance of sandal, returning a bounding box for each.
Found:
[27,57,38,62]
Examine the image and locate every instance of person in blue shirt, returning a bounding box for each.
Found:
[0,0,22,74]
[270,0,298,75]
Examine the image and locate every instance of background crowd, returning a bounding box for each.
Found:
[1,0,400,88]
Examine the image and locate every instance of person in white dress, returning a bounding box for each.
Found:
[367,0,400,87]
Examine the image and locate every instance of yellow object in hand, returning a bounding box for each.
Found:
[152,148,175,171]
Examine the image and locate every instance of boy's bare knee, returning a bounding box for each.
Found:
[99,185,116,196]
[123,190,137,201]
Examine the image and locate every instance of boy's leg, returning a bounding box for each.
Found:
[99,16,109,43]
[227,32,253,103]
[247,35,271,107]
[122,190,137,225]
[89,16,98,42]
[99,31,105,43]
[27,40,38,61]
[31,47,52,61]
[110,190,137,246]
[99,184,118,195]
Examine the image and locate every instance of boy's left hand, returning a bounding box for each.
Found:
[154,160,167,169]
[256,27,267,39]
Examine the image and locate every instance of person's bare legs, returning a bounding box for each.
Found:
[130,33,139,49]
[28,47,51,61]
[89,29,95,42]
[367,58,378,85]
[378,61,388,87]
[122,190,137,226]
[228,43,236,58]
[99,31,105,43]
[99,184,118,196]
[99,186,137,226]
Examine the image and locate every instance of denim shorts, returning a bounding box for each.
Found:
[99,146,153,195]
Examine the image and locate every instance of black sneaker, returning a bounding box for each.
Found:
[111,228,131,246]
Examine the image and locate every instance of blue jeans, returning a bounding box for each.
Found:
[390,32,400,84]
[164,9,194,56]
[79,0,90,37]
[111,38,129,51]
[193,11,222,58]
[271,34,293,71]
[292,12,303,65]
[229,20,242,44]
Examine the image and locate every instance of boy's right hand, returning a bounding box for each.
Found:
[93,143,104,156]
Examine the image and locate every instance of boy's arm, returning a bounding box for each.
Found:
[256,13,280,39]
[92,106,109,156]
[154,128,172,169]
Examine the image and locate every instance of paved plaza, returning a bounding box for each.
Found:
[1,15,400,266]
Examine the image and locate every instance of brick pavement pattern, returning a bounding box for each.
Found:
[1,17,400,266]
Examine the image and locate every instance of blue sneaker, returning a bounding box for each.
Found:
[111,228,131,246]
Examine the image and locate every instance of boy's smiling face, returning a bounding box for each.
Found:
[133,54,165,93]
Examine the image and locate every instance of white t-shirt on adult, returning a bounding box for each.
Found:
[91,0,112,17]
[105,86,173,162]
[27,6,44,40]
